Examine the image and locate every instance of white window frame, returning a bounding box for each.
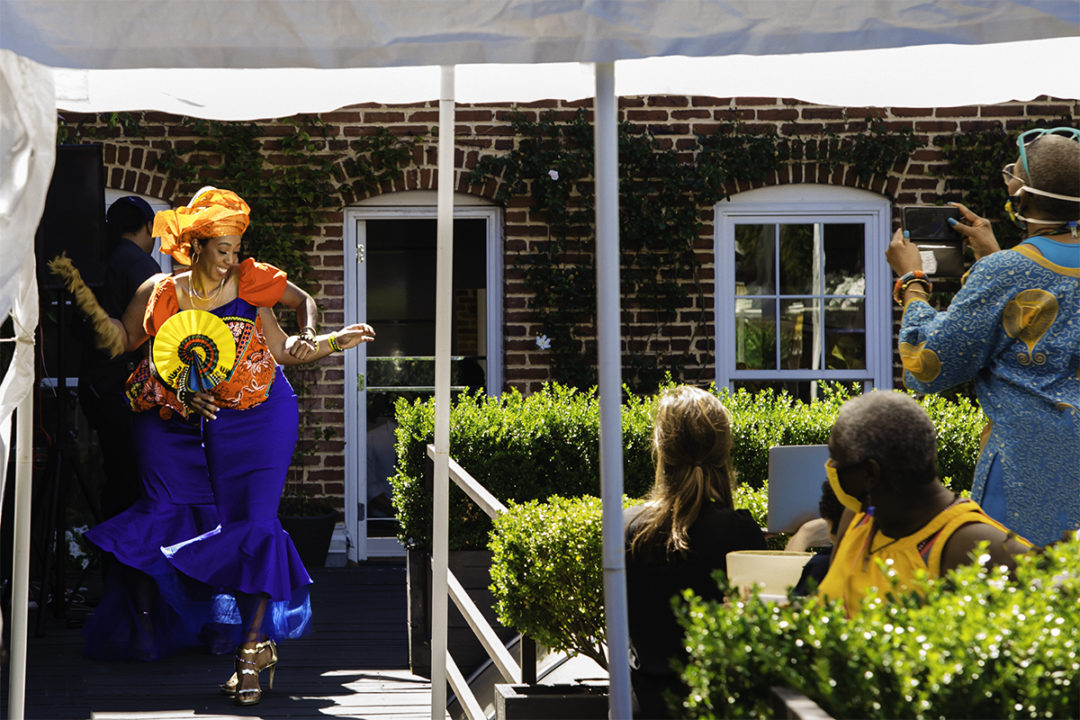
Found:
[343,192,503,561]
[714,184,893,394]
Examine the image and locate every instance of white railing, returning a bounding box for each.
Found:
[427,443,534,720]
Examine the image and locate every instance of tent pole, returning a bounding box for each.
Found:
[430,64,455,720]
[8,393,33,720]
[594,61,632,719]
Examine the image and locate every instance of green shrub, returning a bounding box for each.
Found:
[488,495,612,670]
[675,539,1080,719]
[389,385,658,550]
[488,487,771,668]
[391,383,986,550]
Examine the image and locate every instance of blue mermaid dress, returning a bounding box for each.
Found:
[161,295,313,643]
[83,408,219,660]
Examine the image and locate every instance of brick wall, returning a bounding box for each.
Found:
[64,94,1078,504]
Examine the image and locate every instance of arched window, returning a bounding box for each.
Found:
[714,184,893,400]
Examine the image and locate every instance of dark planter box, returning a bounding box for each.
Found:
[279,509,337,569]
[407,548,517,679]
[494,683,609,720]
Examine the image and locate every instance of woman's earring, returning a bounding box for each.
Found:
[191,251,200,266]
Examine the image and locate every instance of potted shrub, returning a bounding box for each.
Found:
[389,385,657,677]
[487,488,770,718]
[488,495,613,718]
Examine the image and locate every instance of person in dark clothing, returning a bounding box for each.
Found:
[79,195,162,519]
[625,386,766,719]
[788,481,845,595]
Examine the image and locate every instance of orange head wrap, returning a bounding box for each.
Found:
[154,187,251,265]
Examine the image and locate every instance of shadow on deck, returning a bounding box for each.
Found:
[2,562,447,720]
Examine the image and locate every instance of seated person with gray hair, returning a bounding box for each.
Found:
[817,391,1029,616]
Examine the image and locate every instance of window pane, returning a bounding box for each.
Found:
[823,223,865,295]
[780,299,819,370]
[778,224,816,294]
[735,224,775,295]
[366,356,486,391]
[735,297,776,370]
[825,299,866,370]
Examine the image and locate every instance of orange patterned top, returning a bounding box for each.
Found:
[126,259,287,417]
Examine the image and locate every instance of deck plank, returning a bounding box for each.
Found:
[2,562,451,720]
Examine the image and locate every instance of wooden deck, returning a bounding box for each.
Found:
[2,562,450,720]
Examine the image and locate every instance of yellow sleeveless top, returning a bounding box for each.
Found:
[818,499,1017,615]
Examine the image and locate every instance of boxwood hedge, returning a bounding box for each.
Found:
[389,383,986,550]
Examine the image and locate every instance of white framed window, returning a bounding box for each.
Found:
[714,184,893,400]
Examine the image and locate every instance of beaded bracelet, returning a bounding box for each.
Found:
[299,326,317,344]
[892,270,933,306]
[327,334,343,353]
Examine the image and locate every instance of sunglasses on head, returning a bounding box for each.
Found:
[1016,126,1080,178]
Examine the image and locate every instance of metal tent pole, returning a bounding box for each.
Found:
[430,64,455,720]
[9,393,34,720]
[594,61,632,719]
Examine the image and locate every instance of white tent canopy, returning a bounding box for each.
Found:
[5,0,1078,69]
[2,1,1078,718]
[49,38,1080,120]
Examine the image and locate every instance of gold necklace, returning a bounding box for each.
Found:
[188,275,226,304]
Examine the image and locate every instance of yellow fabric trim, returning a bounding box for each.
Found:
[899,341,942,383]
[978,420,993,454]
[902,293,930,310]
[1011,244,1080,277]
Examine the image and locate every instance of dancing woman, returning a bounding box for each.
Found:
[125,187,372,704]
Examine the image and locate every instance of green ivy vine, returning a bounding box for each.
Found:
[468,110,917,392]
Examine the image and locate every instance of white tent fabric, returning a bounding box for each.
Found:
[50,38,1080,120]
[0,48,52,720]
[0,49,50,489]
[2,1,1079,717]
[5,0,1078,70]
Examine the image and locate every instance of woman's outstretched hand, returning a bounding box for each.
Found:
[332,323,376,350]
[947,201,1000,260]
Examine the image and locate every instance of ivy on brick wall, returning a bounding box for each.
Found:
[154,116,338,287]
[468,110,917,392]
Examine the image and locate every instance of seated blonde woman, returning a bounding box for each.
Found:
[624,386,765,719]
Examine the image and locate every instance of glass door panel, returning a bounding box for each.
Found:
[363,217,488,542]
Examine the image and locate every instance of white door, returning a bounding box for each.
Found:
[343,196,502,561]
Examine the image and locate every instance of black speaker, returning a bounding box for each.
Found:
[36,144,107,289]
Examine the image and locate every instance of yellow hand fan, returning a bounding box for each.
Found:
[152,310,237,393]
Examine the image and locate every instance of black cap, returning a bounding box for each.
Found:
[106,196,155,241]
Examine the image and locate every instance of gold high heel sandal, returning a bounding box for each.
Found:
[230,643,278,703]
[220,639,277,696]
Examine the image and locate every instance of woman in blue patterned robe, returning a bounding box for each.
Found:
[886,129,1080,547]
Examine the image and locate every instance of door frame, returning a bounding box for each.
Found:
[343,193,503,561]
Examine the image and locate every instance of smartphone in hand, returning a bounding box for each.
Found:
[902,206,964,276]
